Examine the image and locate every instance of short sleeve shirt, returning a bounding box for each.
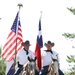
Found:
[16,49,35,65]
[41,50,52,67]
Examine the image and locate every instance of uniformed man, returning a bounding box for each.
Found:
[39,40,60,75]
[14,40,39,75]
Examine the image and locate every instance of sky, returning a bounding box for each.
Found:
[0,0,75,71]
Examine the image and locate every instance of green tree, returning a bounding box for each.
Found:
[62,33,75,39]
[0,47,6,75]
[67,7,75,15]
[62,33,75,75]
[66,55,75,75]
[0,70,5,75]
[61,7,75,75]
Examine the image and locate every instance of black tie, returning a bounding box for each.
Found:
[45,50,53,54]
[23,48,29,55]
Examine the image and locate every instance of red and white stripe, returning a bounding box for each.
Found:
[1,26,23,62]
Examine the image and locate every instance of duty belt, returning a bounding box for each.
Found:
[52,59,58,62]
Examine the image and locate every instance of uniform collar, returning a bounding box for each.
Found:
[44,50,53,54]
[23,48,29,55]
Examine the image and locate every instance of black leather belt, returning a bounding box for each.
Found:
[52,59,58,62]
[18,64,23,66]
[43,65,49,68]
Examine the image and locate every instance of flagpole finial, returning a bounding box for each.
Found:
[40,11,42,19]
[17,3,23,10]
[40,11,42,14]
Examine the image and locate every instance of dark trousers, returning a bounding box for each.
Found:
[14,65,23,75]
[35,69,39,75]
[58,69,64,75]
[39,65,49,75]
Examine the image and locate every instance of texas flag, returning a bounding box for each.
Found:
[35,18,43,70]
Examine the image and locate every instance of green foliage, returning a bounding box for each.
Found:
[62,33,75,39]
[0,47,1,58]
[62,32,75,74]
[0,70,5,75]
[66,55,75,75]
[67,7,75,15]
[66,55,75,63]
[0,47,6,74]
[64,71,70,75]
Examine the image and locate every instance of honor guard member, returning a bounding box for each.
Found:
[45,41,60,75]
[39,40,60,75]
[39,41,54,75]
[14,40,38,75]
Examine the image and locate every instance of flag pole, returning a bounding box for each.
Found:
[40,11,42,20]
[40,11,43,70]
[13,3,23,74]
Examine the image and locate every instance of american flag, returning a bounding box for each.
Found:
[1,11,23,62]
[35,19,43,70]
